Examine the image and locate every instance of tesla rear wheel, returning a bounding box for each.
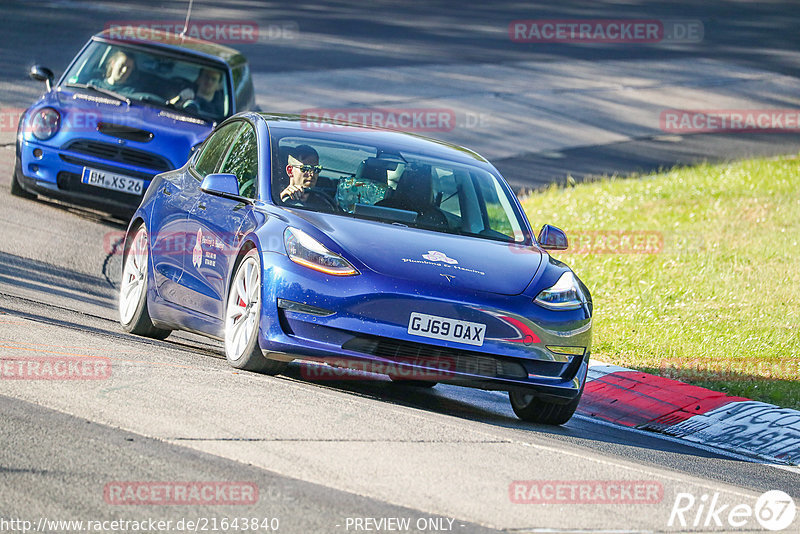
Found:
[508,390,581,425]
[224,249,287,375]
[119,224,171,339]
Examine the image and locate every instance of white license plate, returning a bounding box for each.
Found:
[81,167,144,195]
[407,312,486,347]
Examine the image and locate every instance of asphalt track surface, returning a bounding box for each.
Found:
[1,1,799,532]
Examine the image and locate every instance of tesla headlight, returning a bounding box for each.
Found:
[534,271,584,310]
[30,107,61,140]
[284,227,358,276]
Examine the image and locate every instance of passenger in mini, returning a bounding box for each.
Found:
[91,50,137,91]
[169,68,224,116]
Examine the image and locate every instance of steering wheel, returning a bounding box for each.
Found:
[181,99,200,113]
[284,188,339,212]
[134,93,170,105]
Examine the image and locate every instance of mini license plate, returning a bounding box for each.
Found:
[81,167,144,195]
[407,312,486,347]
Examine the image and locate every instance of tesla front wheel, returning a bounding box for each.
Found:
[119,224,171,339]
[224,249,287,375]
[508,390,582,425]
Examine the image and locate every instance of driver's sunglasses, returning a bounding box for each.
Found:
[292,164,322,174]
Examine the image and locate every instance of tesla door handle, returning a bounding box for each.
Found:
[197,203,207,210]
[162,186,172,196]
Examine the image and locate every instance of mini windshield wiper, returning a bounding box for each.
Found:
[66,83,130,105]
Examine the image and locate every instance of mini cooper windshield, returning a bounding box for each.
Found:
[272,136,529,244]
[62,41,231,122]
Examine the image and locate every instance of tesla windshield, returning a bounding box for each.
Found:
[271,136,529,244]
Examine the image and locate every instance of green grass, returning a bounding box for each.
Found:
[520,155,800,409]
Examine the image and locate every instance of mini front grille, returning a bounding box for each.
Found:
[97,122,154,143]
[341,336,529,379]
[63,139,171,171]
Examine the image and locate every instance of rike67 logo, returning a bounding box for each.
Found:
[669,490,796,531]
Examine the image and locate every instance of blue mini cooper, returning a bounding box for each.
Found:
[12,27,256,218]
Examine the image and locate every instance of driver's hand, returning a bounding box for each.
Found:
[280,184,305,201]
[167,88,196,105]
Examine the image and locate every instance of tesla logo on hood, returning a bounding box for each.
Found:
[422,250,458,264]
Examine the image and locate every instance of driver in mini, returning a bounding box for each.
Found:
[280,145,323,202]
[168,67,224,116]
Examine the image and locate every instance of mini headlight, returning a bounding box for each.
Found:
[534,271,584,310]
[30,107,61,140]
[284,227,358,276]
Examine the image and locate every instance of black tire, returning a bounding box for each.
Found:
[224,248,288,375]
[11,153,36,199]
[119,223,171,339]
[509,390,582,425]
[389,377,438,388]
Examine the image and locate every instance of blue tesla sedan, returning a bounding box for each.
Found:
[119,113,593,424]
[12,27,256,218]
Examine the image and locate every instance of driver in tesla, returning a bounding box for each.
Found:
[280,145,322,202]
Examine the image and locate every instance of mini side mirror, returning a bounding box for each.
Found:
[537,224,568,250]
[30,65,55,92]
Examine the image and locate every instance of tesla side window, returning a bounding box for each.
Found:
[218,123,257,198]
[192,122,242,180]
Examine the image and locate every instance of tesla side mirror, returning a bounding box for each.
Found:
[30,65,55,91]
[200,173,242,198]
[537,224,568,250]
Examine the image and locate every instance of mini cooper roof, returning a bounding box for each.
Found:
[94,26,247,67]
